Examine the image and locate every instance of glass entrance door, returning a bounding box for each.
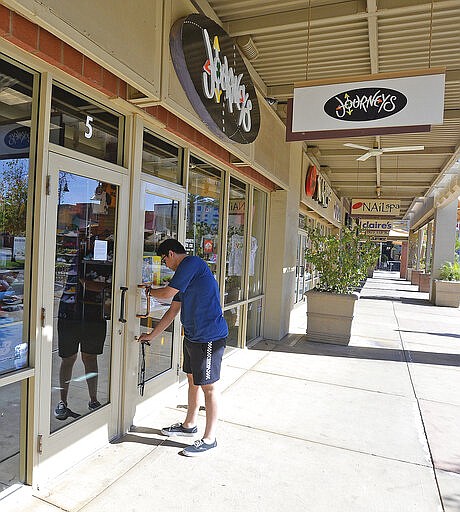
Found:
[136,181,184,396]
[37,153,128,482]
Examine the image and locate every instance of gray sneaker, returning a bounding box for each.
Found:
[182,439,217,456]
[161,422,197,437]
[54,400,69,420]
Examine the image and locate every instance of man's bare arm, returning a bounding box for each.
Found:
[137,301,181,343]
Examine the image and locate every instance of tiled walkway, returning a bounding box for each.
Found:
[2,271,460,511]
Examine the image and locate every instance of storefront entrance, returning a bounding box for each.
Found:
[36,152,129,484]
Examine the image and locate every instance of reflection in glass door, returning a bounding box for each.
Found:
[138,189,179,386]
[50,173,117,432]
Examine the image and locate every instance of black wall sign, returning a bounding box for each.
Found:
[324,88,407,122]
[170,14,260,144]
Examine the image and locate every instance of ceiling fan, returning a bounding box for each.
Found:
[344,143,424,162]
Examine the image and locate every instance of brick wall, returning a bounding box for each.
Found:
[0,5,277,191]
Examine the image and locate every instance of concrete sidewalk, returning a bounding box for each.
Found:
[3,271,460,511]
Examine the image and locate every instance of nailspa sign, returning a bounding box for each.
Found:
[351,200,400,216]
[286,68,445,140]
[170,14,260,144]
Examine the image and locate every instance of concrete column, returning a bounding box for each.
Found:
[430,200,458,301]
[415,229,424,270]
[425,222,432,272]
[400,240,408,278]
[264,144,302,340]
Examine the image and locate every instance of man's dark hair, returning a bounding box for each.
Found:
[157,239,186,256]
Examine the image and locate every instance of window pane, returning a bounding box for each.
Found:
[0,381,21,491]
[225,177,246,305]
[139,192,178,382]
[142,131,182,185]
[186,156,221,279]
[50,174,118,432]
[224,306,240,348]
[249,189,266,298]
[49,84,123,164]
[246,299,263,343]
[0,58,34,376]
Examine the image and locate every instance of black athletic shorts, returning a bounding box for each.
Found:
[57,319,107,358]
[183,337,226,386]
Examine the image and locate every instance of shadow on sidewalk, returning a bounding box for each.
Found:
[359,296,432,306]
[398,329,460,339]
[250,339,460,367]
[112,432,189,449]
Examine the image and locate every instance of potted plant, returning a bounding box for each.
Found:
[433,260,460,307]
[304,226,380,345]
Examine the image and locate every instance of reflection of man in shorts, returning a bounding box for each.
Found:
[138,239,228,457]
[55,316,106,420]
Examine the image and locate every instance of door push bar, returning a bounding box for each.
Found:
[136,283,153,318]
[119,286,128,323]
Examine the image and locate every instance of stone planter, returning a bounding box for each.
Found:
[411,270,422,286]
[433,280,460,307]
[418,273,431,293]
[305,290,359,345]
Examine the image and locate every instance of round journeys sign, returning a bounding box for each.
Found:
[170,14,260,144]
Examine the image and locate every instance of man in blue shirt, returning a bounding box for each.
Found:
[137,239,228,456]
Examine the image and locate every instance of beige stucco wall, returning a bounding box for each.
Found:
[4,0,291,189]
[3,0,164,98]
[264,142,303,340]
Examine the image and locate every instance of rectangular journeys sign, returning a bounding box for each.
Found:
[351,199,400,216]
[286,68,445,140]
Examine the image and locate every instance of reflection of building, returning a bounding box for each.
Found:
[194,203,219,226]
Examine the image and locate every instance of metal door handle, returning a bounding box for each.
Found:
[136,284,151,318]
[119,286,128,323]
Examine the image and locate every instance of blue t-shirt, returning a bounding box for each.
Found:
[169,256,228,343]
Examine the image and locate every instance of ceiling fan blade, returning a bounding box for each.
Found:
[357,152,373,162]
[381,146,425,153]
[344,143,372,151]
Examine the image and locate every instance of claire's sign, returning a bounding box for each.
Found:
[360,219,393,231]
[351,199,400,216]
[170,14,260,144]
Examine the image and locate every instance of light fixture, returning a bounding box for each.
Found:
[236,35,259,61]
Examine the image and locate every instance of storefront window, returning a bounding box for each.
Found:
[224,306,240,348]
[0,55,37,495]
[49,84,123,165]
[249,188,266,298]
[246,299,263,343]
[225,177,247,305]
[142,131,182,185]
[0,58,35,377]
[0,381,21,492]
[186,156,222,279]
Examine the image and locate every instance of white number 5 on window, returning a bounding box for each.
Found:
[84,115,93,139]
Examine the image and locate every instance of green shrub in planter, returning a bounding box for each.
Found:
[305,226,380,294]
[439,261,460,281]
